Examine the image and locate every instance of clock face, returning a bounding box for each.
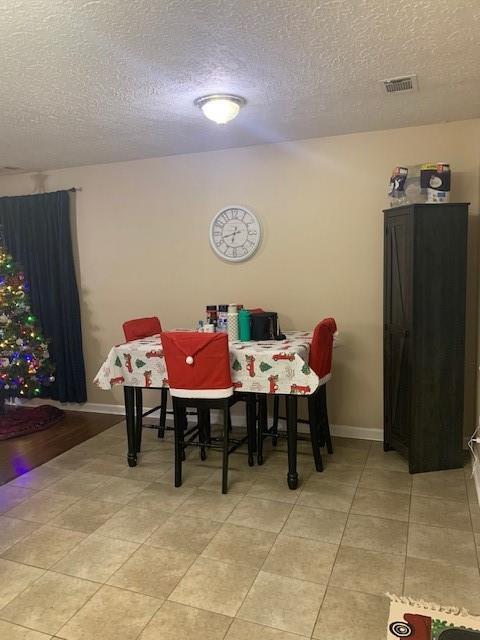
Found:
[209,206,262,262]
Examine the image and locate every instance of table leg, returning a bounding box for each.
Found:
[205,408,211,443]
[198,406,208,461]
[124,386,137,467]
[308,392,323,472]
[246,394,256,467]
[257,394,268,466]
[158,387,168,438]
[134,388,143,453]
[271,396,279,446]
[173,399,183,487]
[286,394,298,489]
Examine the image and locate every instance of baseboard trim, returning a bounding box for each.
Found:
[225,410,382,441]
[13,398,383,442]
[327,423,383,442]
[11,398,129,416]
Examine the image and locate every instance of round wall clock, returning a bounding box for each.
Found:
[209,206,262,262]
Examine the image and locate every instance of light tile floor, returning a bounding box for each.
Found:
[0,422,479,639]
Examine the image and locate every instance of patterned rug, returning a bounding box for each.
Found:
[0,405,64,440]
[388,595,480,639]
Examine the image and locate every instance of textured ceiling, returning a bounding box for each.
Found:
[1,0,480,170]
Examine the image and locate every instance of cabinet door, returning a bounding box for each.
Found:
[384,213,412,451]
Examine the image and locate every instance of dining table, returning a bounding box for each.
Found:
[94,330,321,489]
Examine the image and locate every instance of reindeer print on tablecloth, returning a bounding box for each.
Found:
[246,355,256,377]
[268,374,279,393]
[123,353,133,373]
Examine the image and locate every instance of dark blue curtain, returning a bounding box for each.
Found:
[0,190,87,403]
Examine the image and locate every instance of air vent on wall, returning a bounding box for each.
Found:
[381,75,418,94]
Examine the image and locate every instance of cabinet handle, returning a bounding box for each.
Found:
[404,330,410,338]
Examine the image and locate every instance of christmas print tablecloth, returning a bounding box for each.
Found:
[94,331,321,396]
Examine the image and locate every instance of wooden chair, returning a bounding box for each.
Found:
[257,318,337,471]
[162,332,255,494]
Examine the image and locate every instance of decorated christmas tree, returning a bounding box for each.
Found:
[0,242,55,413]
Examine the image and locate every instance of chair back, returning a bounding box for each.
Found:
[162,332,233,399]
[309,317,337,384]
[123,317,162,341]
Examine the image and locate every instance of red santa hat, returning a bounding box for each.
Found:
[309,317,337,384]
[161,332,233,398]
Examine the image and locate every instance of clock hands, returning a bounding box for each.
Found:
[223,226,240,243]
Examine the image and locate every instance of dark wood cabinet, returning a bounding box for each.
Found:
[383,203,468,473]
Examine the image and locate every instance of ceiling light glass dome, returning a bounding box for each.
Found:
[194,94,246,124]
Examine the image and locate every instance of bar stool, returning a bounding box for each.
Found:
[162,332,255,494]
[258,317,337,472]
[122,317,171,448]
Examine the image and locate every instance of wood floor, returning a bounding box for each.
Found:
[0,411,122,485]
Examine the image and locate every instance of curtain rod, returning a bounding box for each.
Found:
[67,187,83,192]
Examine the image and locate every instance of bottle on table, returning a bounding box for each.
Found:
[227,304,239,341]
[217,305,228,332]
[206,305,217,331]
[239,308,251,341]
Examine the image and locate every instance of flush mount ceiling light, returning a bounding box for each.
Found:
[194,94,246,124]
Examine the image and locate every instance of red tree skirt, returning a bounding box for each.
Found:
[0,405,65,440]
